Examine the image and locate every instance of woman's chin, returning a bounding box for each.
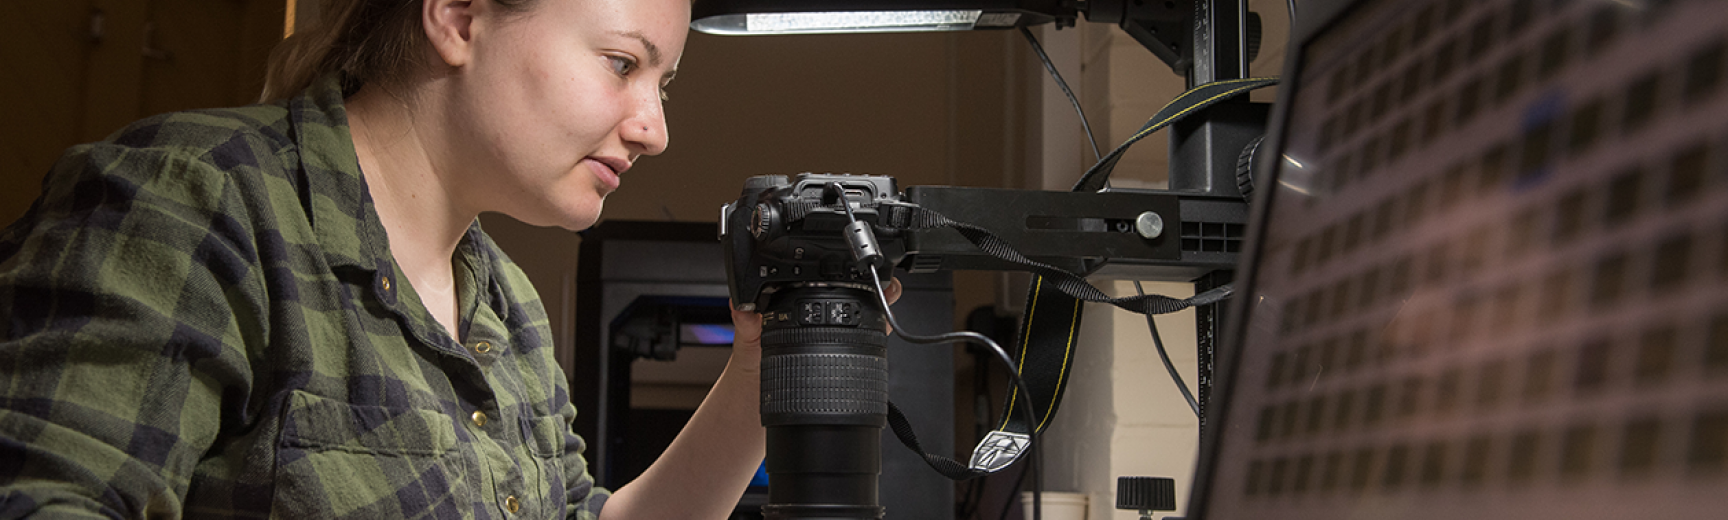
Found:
[501,197,604,232]
[562,200,606,231]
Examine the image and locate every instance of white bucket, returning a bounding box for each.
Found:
[1019,491,1088,520]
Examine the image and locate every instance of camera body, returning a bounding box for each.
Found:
[720,173,915,313]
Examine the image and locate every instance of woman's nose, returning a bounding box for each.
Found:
[621,93,669,156]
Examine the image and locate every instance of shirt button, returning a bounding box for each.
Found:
[505,495,521,513]
[474,341,493,354]
[380,276,392,291]
[470,410,488,427]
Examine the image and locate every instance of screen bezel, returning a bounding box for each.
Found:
[1185,1,1365,518]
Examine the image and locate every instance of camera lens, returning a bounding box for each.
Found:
[759,285,888,519]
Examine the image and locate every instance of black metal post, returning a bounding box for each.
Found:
[1171,0,1263,200]
[1179,1,1249,429]
[1192,269,1232,429]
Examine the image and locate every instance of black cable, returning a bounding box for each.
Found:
[867,263,1043,520]
[1135,281,1201,417]
[957,325,997,520]
[1021,26,1102,162]
[826,183,1044,520]
[958,478,978,519]
[1287,0,1298,27]
[969,473,988,519]
[997,458,1034,520]
[833,184,861,221]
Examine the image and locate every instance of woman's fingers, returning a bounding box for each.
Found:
[882,278,902,335]
[730,304,764,350]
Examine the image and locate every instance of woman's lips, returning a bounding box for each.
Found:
[586,157,624,192]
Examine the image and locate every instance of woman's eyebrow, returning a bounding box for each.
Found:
[610,30,663,67]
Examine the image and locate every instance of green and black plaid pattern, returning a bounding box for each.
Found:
[0,76,608,519]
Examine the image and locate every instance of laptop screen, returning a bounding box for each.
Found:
[1194,1,1728,519]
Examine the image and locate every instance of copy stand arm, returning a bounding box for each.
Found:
[897,186,1247,284]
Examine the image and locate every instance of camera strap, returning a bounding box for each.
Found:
[1072,76,1281,193]
[880,205,1237,315]
[878,204,1231,480]
[874,76,1278,481]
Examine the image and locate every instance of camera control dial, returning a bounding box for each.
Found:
[750,203,779,240]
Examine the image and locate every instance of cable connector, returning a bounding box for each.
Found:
[844,220,886,272]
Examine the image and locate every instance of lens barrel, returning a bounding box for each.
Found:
[759,285,889,520]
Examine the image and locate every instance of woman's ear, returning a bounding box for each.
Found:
[424,0,477,68]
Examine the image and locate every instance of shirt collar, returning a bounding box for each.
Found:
[285,75,512,335]
[286,75,396,274]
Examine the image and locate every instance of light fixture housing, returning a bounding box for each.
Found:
[691,0,1073,35]
[689,0,1197,74]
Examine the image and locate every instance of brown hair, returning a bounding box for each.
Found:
[260,0,538,101]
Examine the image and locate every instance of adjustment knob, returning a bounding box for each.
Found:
[1235,134,1264,201]
[750,203,779,240]
[1116,476,1176,512]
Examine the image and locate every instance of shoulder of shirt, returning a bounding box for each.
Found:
[90,101,299,175]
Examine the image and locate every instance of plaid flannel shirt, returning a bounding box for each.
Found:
[0,76,608,519]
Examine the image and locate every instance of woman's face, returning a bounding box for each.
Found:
[446,0,688,230]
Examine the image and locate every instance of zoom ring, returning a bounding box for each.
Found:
[761,353,888,420]
[761,327,886,346]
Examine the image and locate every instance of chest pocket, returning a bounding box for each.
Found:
[272,390,473,519]
[524,415,566,459]
[521,414,570,518]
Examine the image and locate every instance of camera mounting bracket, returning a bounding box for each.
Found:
[899,186,1247,283]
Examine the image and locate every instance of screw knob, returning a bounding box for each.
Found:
[1115,476,1176,512]
[1135,212,1165,239]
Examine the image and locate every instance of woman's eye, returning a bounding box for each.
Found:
[608,56,636,76]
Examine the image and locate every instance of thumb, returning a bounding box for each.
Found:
[883,277,903,306]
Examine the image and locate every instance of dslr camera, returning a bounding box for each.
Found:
[720,173,915,313]
[719,172,913,519]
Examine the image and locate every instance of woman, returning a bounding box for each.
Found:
[0,0,895,518]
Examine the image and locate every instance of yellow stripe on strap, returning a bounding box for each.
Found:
[1000,276,1044,431]
[1035,293,1083,432]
